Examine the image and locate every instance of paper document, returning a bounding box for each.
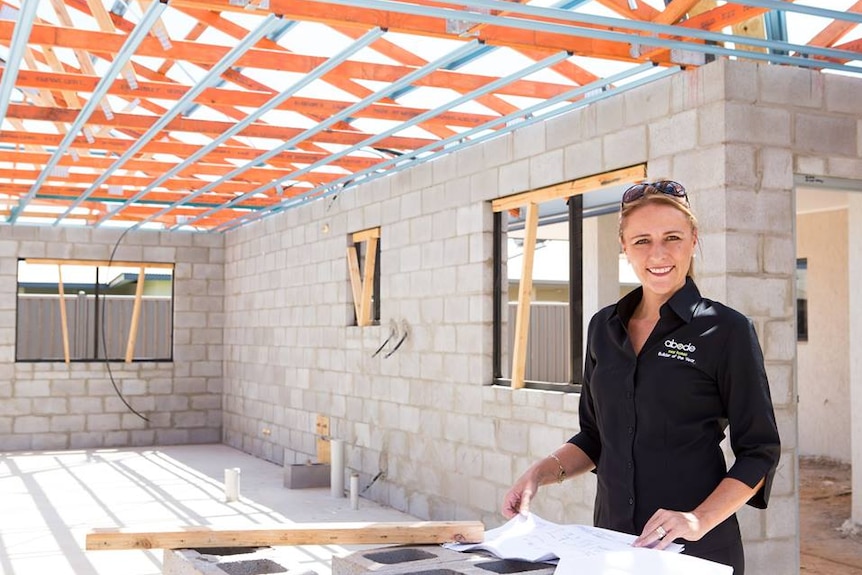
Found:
[556,547,733,575]
[445,513,732,575]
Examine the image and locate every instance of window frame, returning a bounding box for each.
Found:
[16,258,175,363]
[491,165,646,392]
[347,227,381,327]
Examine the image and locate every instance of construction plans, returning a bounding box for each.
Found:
[444,513,733,575]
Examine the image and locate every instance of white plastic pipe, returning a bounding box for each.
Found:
[350,472,360,510]
[225,467,241,502]
[331,439,345,498]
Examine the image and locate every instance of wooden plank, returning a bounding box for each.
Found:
[491,164,646,213]
[808,0,862,49]
[57,265,71,364]
[690,1,767,54]
[86,520,484,550]
[316,414,330,464]
[358,236,378,327]
[3,20,620,99]
[26,258,175,269]
[652,0,702,25]
[352,226,381,243]
[510,203,539,390]
[346,246,363,323]
[124,266,146,363]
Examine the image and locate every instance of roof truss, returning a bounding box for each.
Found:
[0,0,859,232]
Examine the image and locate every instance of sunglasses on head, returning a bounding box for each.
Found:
[620,180,688,208]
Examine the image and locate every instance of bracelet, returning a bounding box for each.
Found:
[548,453,566,483]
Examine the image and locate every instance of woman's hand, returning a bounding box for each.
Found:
[502,470,540,518]
[502,445,595,518]
[632,508,706,550]
[633,476,767,550]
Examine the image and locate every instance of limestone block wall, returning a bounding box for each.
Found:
[223,59,862,574]
[0,225,224,451]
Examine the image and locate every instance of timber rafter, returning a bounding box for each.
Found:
[0,0,858,231]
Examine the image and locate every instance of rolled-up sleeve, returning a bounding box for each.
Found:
[718,316,781,509]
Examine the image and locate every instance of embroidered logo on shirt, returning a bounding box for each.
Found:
[658,338,696,364]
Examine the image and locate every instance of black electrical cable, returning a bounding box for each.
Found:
[102,226,149,422]
[383,323,408,359]
[362,470,385,494]
[371,323,397,357]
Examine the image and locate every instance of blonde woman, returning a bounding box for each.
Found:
[503,181,780,574]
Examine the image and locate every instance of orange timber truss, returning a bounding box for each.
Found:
[0,0,859,232]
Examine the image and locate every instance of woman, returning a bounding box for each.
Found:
[502,181,781,574]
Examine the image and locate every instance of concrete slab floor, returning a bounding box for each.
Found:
[0,444,421,575]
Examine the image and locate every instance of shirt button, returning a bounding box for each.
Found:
[627,426,634,435]
[627,461,633,469]
[628,497,634,506]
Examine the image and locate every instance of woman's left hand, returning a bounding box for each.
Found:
[632,508,706,550]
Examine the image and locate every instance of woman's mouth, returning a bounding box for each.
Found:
[648,266,673,275]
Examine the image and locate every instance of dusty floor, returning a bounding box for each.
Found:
[800,456,862,574]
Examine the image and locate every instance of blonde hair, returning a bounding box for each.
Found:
[618,191,699,277]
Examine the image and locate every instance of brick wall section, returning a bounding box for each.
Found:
[223,60,862,574]
[0,225,224,450]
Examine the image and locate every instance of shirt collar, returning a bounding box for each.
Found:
[613,276,702,325]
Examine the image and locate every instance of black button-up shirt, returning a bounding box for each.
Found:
[569,277,780,553]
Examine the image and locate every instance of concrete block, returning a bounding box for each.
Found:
[333,545,465,575]
[758,147,794,190]
[512,122,546,161]
[649,110,698,159]
[795,113,857,156]
[562,139,602,182]
[759,65,823,108]
[596,96,624,135]
[723,60,758,103]
[497,159,530,196]
[825,74,862,114]
[725,103,790,146]
[604,126,646,169]
[528,150,564,191]
[164,547,318,575]
[284,463,331,489]
[827,157,862,181]
[332,546,555,575]
[624,78,671,125]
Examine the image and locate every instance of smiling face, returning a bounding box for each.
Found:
[620,200,698,302]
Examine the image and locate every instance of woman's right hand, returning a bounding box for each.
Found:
[502,445,594,518]
[502,469,540,518]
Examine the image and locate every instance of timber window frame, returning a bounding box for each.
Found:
[492,165,646,391]
[347,227,381,327]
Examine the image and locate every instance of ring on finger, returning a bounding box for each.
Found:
[655,526,667,539]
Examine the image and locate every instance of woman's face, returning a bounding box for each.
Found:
[620,202,697,300]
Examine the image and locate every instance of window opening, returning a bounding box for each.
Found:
[347,227,381,326]
[492,164,646,391]
[16,258,174,362]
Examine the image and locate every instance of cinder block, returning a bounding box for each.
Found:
[164,547,319,575]
[333,545,465,575]
[283,463,330,489]
[332,546,555,575]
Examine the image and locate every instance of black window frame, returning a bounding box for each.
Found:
[492,196,584,393]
